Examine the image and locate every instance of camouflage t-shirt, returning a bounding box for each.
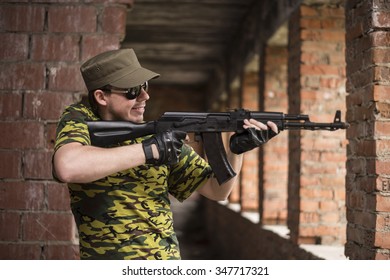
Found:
[54,103,213,260]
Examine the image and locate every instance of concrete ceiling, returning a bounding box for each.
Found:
[123,0,257,87]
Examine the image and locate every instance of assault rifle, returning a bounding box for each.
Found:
[87,109,349,184]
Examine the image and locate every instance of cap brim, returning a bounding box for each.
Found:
[110,67,160,88]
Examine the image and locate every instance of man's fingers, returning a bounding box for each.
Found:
[267,121,279,134]
[243,119,268,130]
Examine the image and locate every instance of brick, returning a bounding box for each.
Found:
[373,84,390,101]
[300,188,333,199]
[347,190,365,210]
[46,123,58,149]
[302,41,342,53]
[376,121,390,137]
[376,214,390,231]
[321,18,345,29]
[366,159,377,175]
[0,33,29,61]
[319,200,339,211]
[373,0,390,9]
[300,199,319,211]
[0,212,21,241]
[0,121,44,149]
[374,252,390,260]
[376,102,390,118]
[321,6,344,18]
[372,11,390,29]
[300,212,319,223]
[0,181,45,210]
[374,66,390,85]
[0,150,22,179]
[320,151,347,162]
[23,150,53,180]
[376,194,390,212]
[300,5,319,17]
[374,231,390,248]
[0,62,45,90]
[372,48,390,64]
[301,30,345,42]
[345,19,363,41]
[0,5,45,32]
[43,244,79,260]
[302,161,342,175]
[48,6,97,33]
[321,212,340,223]
[313,225,344,237]
[22,213,74,241]
[357,211,376,228]
[371,31,390,47]
[378,177,390,192]
[333,187,346,200]
[31,34,80,62]
[352,105,376,121]
[0,244,41,260]
[24,92,75,121]
[300,18,321,29]
[81,34,121,61]
[47,183,71,211]
[102,6,127,34]
[320,77,345,89]
[47,64,85,91]
[300,64,340,76]
[376,160,390,175]
[376,140,390,156]
[355,140,376,156]
[0,93,22,120]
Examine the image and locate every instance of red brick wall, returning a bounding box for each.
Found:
[240,71,260,211]
[261,46,289,224]
[345,0,390,259]
[0,0,133,259]
[287,4,347,245]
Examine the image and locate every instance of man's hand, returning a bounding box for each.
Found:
[229,119,279,154]
[142,130,187,165]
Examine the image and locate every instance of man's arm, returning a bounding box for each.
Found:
[54,127,186,184]
[53,142,147,183]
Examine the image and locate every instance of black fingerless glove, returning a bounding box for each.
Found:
[230,127,278,155]
[142,130,187,165]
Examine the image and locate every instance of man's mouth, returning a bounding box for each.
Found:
[132,106,145,112]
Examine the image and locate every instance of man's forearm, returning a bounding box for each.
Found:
[53,142,146,183]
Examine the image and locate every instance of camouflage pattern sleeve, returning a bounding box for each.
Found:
[54,103,99,153]
[168,144,213,202]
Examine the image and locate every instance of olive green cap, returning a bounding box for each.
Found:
[80,48,160,91]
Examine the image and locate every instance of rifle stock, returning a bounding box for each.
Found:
[87,109,349,184]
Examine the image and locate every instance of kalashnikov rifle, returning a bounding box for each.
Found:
[87,109,349,184]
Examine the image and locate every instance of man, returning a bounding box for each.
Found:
[53,48,278,260]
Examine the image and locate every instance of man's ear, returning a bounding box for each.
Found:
[93,90,108,107]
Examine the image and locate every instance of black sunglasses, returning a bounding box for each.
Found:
[103,81,148,100]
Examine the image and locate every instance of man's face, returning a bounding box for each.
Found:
[102,86,150,123]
